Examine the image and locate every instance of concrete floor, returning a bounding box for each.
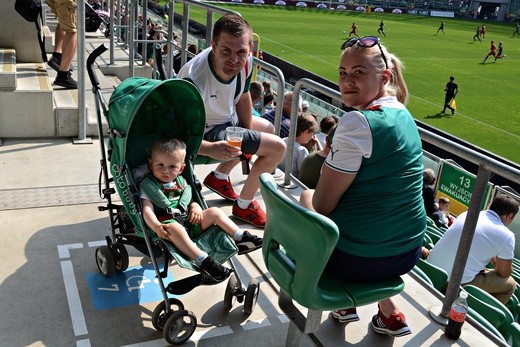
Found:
[0,137,506,347]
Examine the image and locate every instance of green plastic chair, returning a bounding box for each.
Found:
[466,306,507,343]
[259,173,404,346]
[464,284,514,341]
[425,226,443,245]
[510,322,520,347]
[411,266,434,287]
[415,258,449,294]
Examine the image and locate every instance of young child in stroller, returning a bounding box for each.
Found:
[141,136,262,282]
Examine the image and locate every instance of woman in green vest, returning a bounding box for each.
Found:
[300,36,426,337]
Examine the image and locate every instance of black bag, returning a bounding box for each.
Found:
[15,0,41,22]
[14,0,47,62]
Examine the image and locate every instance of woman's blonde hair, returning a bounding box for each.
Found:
[343,43,409,104]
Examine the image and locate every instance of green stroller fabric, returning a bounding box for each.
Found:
[106,77,237,271]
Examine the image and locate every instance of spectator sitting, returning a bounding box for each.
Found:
[278,112,319,177]
[140,137,263,281]
[298,124,337,189]
[263,91,274,110]
[249,81,264,117]
[315,115,338,149]
[261,91,302,138]
[302,100,309,112]
[176,13,286,228]
[431,196,454,228]
[262,80,277,98]
[422,168,438,219]
[173,44,199,73]
[302,113,323,153]
[428,194,519,304]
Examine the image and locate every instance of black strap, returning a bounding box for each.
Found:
[36,6,47,62]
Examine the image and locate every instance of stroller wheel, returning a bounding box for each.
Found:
[244,279,260,314]
[95,246,115,277]
[152,298,185,331]
[163,310,197,345]
[112,243,129,272]
[223,273,239,311]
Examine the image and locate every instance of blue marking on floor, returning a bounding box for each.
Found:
[85,265,177,310]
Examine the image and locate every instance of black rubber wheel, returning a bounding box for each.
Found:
[95,246,115,277]
[152,298,185,332]
[112,242,129,272]
[223,273,239,311]
[163,310,197,345]
[244,279,260,314]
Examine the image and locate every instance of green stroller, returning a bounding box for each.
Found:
[87,44,260,345]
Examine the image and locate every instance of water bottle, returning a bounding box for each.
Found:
[445,291,468,340]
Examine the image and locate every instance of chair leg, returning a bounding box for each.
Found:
[279,289,323,346]
[286,320,303,347]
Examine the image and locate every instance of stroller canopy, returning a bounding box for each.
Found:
[108,77,206,170]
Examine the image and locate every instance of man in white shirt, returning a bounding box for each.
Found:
[428,194,519,304]
[178,13,285,227]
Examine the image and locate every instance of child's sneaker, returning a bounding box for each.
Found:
[331,308,360,323]
[232,200,266,227]
[371,310,411,337]
[203,171,239,201]
[236,231,262,255]
[200,256,231,282]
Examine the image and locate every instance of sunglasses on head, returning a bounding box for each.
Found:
[341,36,388,70]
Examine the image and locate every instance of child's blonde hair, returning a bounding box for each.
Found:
[150,137,186,160]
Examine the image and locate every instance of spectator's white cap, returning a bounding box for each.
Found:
[302,100,309,109]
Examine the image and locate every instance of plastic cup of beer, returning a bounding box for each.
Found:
[226,127,245,148]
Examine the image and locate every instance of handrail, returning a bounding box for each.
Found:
[290,77,520,325]
[252,58,285,138]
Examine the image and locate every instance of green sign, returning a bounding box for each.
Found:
[436,162,492,215]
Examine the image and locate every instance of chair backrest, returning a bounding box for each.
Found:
[258,173,342,309]
[510,322,520,347]
[415,258,448,294]
[464,284,513,340]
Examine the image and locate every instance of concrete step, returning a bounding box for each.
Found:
[49,60,120,138]
[0,48,16,91]
[43,26,54,53]
[0,63,54,138]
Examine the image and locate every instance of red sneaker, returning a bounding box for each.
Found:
[371,311,411,337]
[232,200,266,228]
[203,172,239,201]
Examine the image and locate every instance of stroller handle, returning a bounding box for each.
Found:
[87,44,108,90]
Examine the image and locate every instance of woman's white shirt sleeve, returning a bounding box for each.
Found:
[325,110,372,173]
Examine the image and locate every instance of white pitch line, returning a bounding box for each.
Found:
[61,260,89,336]
[259,36,337,67]
[411,95,520,139]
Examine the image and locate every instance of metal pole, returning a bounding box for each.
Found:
[181,2,190,67]
[440,165,492,317]
[165,0,174,78]
[74,0,92,144]
[109,0,115,64]
[128,0,136,78]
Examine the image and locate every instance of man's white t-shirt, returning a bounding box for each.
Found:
[177,47,253,133]
[428,210,515,283]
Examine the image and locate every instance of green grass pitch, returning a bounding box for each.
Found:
[183,5,520,164]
